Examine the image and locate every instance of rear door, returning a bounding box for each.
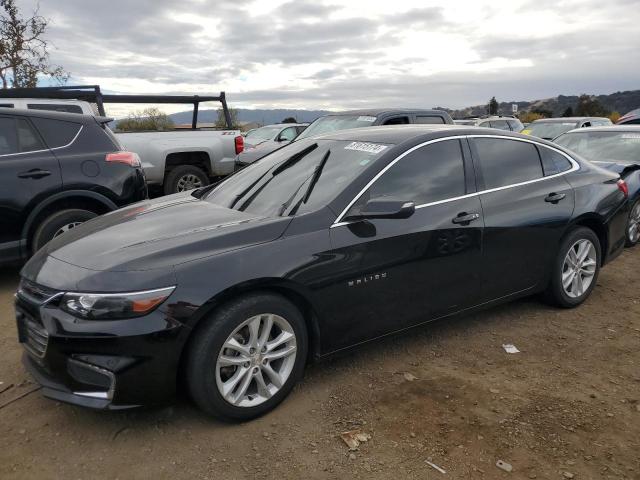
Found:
[469,136,575,301]
[326,138,484,350]
[0,115,62,260]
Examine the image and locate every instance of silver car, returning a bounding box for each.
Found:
[236,123,308,167]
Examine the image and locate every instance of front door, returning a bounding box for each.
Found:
[323,138,484,352]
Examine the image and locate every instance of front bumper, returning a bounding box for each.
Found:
[15,282,188,410]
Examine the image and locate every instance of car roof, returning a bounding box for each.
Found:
[0,107,111,124]
[321,108,448,116]
[312,124,533,144]
[262,123,308,127]
[531,117,608,123]
[561,125,640,134]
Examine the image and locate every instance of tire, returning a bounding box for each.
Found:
[164,165,209,195]
[186,293,308,421]
[625,198,640,247]
[31,209,97,253]
[545,227,601,308]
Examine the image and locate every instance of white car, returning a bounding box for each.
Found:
[0,95,243,194]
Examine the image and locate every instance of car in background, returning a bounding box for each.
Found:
[17,125,628,420]
[0,108,147,265]
[294,108,453,141]
[555,125,640,246]
[453,116,523,132]
[522,117,612,140]
[0,87,244,195]
[617,108,640,125]
[236,123,308,167]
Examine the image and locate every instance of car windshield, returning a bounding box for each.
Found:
[525,121,577,140]
[555,131,640,163]
[245,126,282,143]
[204,138,391,217]
[295,114,377,140]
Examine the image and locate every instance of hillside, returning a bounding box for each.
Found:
[168,108,331,126]
[449,89,640,118]
[136,89,640,128]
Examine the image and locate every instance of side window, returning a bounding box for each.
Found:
[507,120,523,131]
[355,139,466,208]
[415,115,444,124]
[16,118,45,152]
[383,116,409,125]
[27,103,84,114]
[0,103,14,108]
[489,120,510,131]
[539,146,573,175]
[478,121,490,128]
[0,117,19,155]
[473,138,543,189]
[30,117,82,148]
[296,126,307,135]
[279,127,297,141]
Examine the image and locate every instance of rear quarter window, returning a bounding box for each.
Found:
[30,117,82,149]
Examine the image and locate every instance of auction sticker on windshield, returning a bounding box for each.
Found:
[357,116,377,123]
[345,142,388,154]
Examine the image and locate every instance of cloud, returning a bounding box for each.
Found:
[17,0,640,111]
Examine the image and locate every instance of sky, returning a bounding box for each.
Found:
[18,0,640,116]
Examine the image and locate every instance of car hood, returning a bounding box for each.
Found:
[30,192,292,273]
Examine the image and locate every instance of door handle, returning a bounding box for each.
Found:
[17,169,51,179]
[452,212,480,225]
[545,192,566,204]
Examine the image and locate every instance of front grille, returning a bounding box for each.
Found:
[16,310,49,358]
[17,279,60,306]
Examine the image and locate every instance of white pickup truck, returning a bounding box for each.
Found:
[0,88,243,194]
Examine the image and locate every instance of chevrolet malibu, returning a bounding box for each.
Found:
[17,125,629,421]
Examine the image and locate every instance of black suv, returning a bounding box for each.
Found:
[0,108,147,265]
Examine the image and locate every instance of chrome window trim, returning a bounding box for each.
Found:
[0,124,83,158]
[331,134,579,228]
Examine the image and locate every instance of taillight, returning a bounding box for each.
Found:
[617,179,629,197]
[106,151,141,167]
[234,135,244,155]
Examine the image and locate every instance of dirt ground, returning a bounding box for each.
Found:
[1,250,639,480]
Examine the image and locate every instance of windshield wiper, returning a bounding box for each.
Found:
[231,143,318,210]
[285,149,331,216]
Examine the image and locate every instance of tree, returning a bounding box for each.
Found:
[519,112,544,124]
[575,94,609,117]
[281,117,297,123]
[608,111,621,123]
[116,108,174,132]
[488,96,498,115]
[562,106,574,117]
[215,107,240,128]
[0,0,68,88]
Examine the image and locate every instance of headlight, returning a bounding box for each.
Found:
[60,287,175,320]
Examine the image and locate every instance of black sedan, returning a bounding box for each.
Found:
[554,126,640,246]
[17,125,629,421]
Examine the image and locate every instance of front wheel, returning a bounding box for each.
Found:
[625,199,640,247]
[545,227,601,308]
[186,293,307,421]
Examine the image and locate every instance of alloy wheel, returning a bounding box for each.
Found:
[628,201,640,244]
[561,238,597,298]
[176,174,203,192]
[53,222,83,238]
[215,314,297,407]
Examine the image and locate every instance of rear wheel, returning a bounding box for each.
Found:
[164,165,209,195]
[31,209,97,253]
[186,293,307,421]
[625,199,640,247]
[545,227,601,308]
